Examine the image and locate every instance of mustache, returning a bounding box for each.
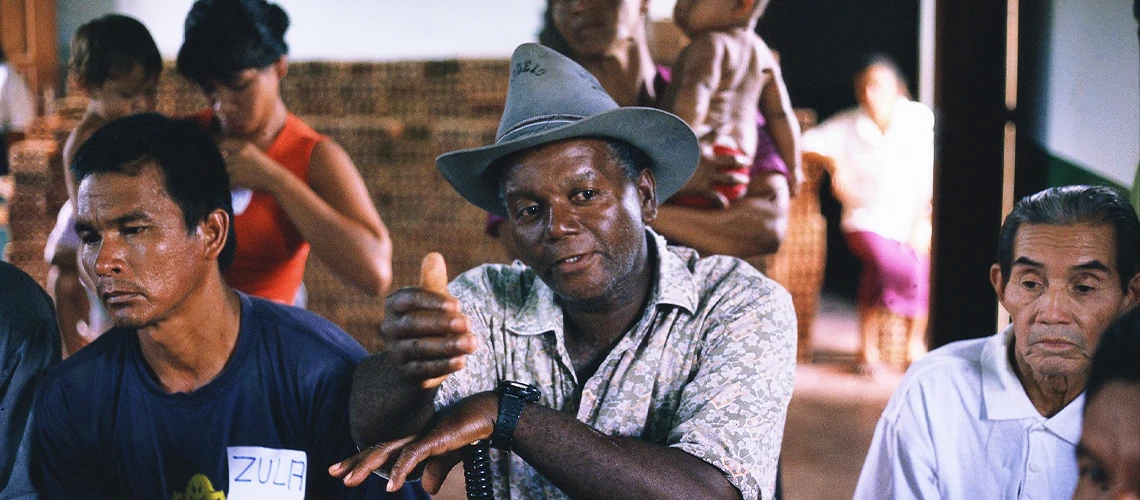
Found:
[1025,328,1088,349]
[95,279,143,296]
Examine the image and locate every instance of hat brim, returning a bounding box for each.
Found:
[436,107,699,217]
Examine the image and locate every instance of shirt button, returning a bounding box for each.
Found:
[1029,462,1041,473]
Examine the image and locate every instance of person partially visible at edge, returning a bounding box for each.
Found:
[802,54,934,373]
[0,44,34,176]
[177,0,392,304]
[662,0,801,212]
[854,186,1140,499]
[31,114,425,499]
[486,0,801,266]
[332,43,796,500]
[45,14,162,357]
[0,261,61,499]
[1073,306,1140,500]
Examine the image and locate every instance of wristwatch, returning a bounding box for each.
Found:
[491,380,541,452]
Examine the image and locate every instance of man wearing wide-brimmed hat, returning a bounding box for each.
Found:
[334,43,796,500]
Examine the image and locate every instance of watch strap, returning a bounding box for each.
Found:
[491,381,540,452]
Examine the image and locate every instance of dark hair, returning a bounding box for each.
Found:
[71,113,236,269]
[70,14,162,88]
[538,3,573,57]
[492,138,652,210]
[0,45,6,63]
[1086,306,1140,406]
[176,0,289,86]
[857,52,910,100]
[997,185,1140,290]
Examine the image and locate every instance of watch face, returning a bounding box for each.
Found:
[500,380,541,402]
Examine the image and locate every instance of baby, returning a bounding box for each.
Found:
[664,0,800,207]
[46,14,161,355]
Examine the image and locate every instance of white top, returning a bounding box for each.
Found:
[802,98,933,242]
[0,63,34,132]
[854,328,1084,499]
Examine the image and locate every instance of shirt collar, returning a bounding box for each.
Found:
[981,326,1085,444]
[982,327,1044,420]
[502,228,698,337]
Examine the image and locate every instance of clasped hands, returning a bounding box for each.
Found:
[217,138,281,192]
[330,253,489,494]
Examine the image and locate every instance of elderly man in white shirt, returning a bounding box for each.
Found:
[855,185,1140,499]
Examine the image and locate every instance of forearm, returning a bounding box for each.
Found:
[766,113,801,185]
[264,171,393,296]
[349,352,438,446]
[513,404,741,500]
[653,172,789,257]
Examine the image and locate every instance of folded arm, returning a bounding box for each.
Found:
[223,139,393,296]
[653,170,789,257]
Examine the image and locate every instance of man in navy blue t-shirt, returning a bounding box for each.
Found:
[32,114,423,500]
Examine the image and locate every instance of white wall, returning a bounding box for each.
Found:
[1042,0,1139,186]
[59,0,546,62]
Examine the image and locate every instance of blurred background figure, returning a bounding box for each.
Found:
[0,261,61,499]
[663,0,801,210]
[1074,306,1140,500]
[177,0,393,304]
[0,45,34,177]
[45,14,162,357]
[803,54,933,374]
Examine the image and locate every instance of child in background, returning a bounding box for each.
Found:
[664,0,800,208]
[44,14,161,356]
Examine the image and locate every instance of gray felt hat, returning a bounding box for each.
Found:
[435,43,699,216]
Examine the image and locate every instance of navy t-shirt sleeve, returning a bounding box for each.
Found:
[0,262,61,498]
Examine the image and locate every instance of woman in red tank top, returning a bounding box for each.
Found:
[176,0,392,304]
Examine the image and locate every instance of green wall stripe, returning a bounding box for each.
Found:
[1046,154,1126,191]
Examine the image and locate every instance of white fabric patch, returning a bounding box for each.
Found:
[226,446,307,499]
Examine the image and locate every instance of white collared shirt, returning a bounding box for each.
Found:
[802,98,933,242]
[854,328,1083,499]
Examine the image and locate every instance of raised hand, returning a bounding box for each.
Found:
[382,253,477,388]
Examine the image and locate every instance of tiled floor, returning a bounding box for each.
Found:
[432,291,903,499]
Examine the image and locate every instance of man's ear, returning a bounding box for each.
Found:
[1123,272,1140,309]
[198,209,231,262]
[71,73,91,96]
[990,264,1006,301]
[637,169,658,224]
[274,56,288,80]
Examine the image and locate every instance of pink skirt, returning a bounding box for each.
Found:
[844,231,929,318]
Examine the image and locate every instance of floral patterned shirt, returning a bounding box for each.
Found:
[436,230,797,499]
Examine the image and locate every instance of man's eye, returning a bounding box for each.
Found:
[573,189,597,201]
[123,226,147,236]
[515,205,540,219]
[1020,280,1040,290]
[1074,284,1096,295]
[78,232,100,245]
